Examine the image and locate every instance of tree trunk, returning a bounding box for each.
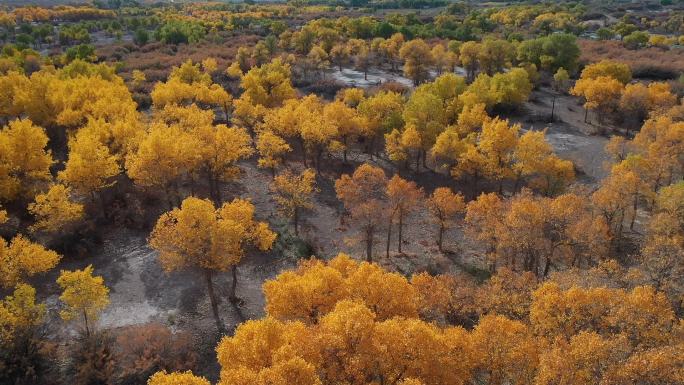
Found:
[83,310,90,338]
[299,139,308,167]
[97,191,107,217]
[342,136,348,164]
[437,223,444,252]
[543,257,551,277]
[368,137,375,160]
[386,220,392,258]
[630,195,638,230]
[315,149,322,174]
[294,208,299,235]
[397,212,403,253]
[164,185,175,210]
[204,269,223,332]
[209,174,222,206]
[229,265,238,303]
[421,149,428,170]
[366,227,374,262]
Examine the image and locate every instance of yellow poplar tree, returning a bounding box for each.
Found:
[571,76,624,124]
[323,101,365,164]
[256,131,291,177]
[357,91,404,157]
[126,121,201,208]
[149,197,276,330]
[263,257,349,323]
[513,130,575,195]
[59,129,120,200]
[579,59,632,84]
[0,118,53,201]
[335,164,388,262]
[471,314,540,385]
[459,41,482,81]
[239,58,297,108]
[271,169,317,235]
[535,332,629,385]
[147,371,211,385]
[57,264,110,337]
[427,187,466,252]
[193,122,253,204]
[28,184,84,233]
[0,235,61,289]
[385,175,424,255]
[399,39,434,86]
[0,284,46,348]
[478,118,520,192]
[151,59,232,118]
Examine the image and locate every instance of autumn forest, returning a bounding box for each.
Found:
[0,0,683,384]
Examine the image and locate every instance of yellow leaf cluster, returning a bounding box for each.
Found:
[151,60,231,113]
[56,264,109,323]
[148,371,211,385]
[0,119,53,200]
[0,235,61,288]
[239,58,296,108]
[150,197,276,273]
[28,184,84,233]
[0,284,45,342]
[264,254,418,323]
[58,128,120,196]
[271,169,317,232]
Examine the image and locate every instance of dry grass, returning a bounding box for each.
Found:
[579,39,684,79]
[97,34,261,82]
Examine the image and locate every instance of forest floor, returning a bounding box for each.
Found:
[518,86,612,182]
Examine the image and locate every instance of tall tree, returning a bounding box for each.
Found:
[28,184,84,233]
[427,187,466,252]
[271,169,317,235]
[0,235,60,289]
[386,175,424,255]
[149,197,276,330]
[0,119,53,201]
[335,164,388,262]
[478,118,520,192]
[239,58,297,108]
[571,76,624,124]
[59,129,120,202]
[57,265,110,338]
[399,39,434,86]
[256,131,291,177]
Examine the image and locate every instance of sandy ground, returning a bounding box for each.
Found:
[328,66,470,89]
[517,86,611,182]
[329,67,414,88]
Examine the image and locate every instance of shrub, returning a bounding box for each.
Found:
[623,31,649,49]
[113,323,198,385]
[579,39,684,80]
[133,28,149,46]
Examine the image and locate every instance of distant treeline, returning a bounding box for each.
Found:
[288,0,450,9]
